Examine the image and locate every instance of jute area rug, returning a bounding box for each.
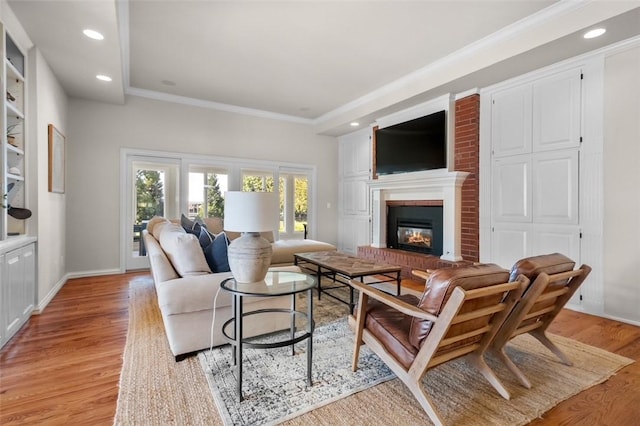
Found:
[114,277,633,425]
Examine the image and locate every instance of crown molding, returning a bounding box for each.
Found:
[312,0,617,128]
[125,86,313,124]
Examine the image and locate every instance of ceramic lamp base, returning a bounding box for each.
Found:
[227,232,272,283]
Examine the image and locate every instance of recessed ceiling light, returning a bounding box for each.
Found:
[584,28,606,39]
[83,29,104,40]
[96,74,112,82]
[350,122,359,127]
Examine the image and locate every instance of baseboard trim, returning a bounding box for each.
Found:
[66,268,122,279]
[33,274,69,315]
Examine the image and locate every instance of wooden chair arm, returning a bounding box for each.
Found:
[411,269,432,281]
[349,279,438,322]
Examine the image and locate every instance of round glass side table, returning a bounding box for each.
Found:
[220,270,317,402]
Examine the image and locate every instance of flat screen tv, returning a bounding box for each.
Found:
[374,110,447,176]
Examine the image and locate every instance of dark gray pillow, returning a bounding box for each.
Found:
[203,232,230,273]
[181,213,202,236]
[199,226,215,248]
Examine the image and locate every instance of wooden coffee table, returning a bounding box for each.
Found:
[294,251,401,312]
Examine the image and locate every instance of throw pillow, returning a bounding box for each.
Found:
[203,232,231,273]
[199,226,216,248]
[160,225,211,276]
[181,213,202,236]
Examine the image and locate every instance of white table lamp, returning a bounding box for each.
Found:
[224,191,278,283]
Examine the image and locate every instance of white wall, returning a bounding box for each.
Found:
[29,48,68,310]
[66,96,338,274]
[603,45,640,323]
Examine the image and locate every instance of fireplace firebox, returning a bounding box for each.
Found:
[387,205,443,256]
[397,221,433,252]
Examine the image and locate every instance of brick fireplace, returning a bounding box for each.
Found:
[358,94,481,277]
[368,169,469,262]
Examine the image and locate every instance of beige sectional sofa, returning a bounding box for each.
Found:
[144,216,336,361]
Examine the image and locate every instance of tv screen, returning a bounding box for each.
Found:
[375,110,447,175]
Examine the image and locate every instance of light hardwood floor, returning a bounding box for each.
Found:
[1,272,639,425]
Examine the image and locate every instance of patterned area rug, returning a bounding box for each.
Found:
[114,277,634,426]
[199,318,393,426]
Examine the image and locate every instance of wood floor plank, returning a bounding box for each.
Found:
[1,273,638,425]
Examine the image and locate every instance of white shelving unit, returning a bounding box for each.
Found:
[2,26,27,238]
[0,24,36,350]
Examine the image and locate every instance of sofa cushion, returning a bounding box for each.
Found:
[160,224,211,277]
[271,239,337,264]
[409,264,510,350]
[202,217,224,234]
[146,216,170,235]
[204,232,231,273]
[151,220,172,240]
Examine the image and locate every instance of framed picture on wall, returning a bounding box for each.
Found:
[48,124,65,193]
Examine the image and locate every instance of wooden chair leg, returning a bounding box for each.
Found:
[409,379,445,426]
[469,354,511,400]
[494,348,532,389]
[531,330,573,366]
[352,293,368,372]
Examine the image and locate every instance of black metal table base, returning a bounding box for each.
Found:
[222,290,314,402]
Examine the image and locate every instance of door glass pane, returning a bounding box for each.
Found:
[278,176,286,232]
[242,169,275,192]
[133,168,165,257]
[189,167,228,218]
[294,175,308,233]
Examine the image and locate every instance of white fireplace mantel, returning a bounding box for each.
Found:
[369,169,469,262]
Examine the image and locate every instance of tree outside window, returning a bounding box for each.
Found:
[135,170,164,224]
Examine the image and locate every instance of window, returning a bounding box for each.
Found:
[279,171,309,238]
[188,166,228,219]
[242,169,275,192]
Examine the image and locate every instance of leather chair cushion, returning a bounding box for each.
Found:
[510,253,576,326]
[509,253,575,283]
[365,294,421,370]
[409,264,510,350]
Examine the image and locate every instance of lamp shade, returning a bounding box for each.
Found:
[223,191,278,232]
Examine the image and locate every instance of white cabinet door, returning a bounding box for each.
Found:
[4,248,24,338]
[532,224,580,261]
[533,69,582,152]
[340,128,371,178]
[1,243,35,347]
[532,149,579,225]
[491,85,532,157]
[0,253,4,347]
[338,217,370,255]
[342,179,369,215]
[491,223,531,269]
[492,155,531,223]
[21,244,35,316]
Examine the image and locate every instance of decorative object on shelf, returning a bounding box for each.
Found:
[6,91,15,102]
[2,183,31,219]
[48,124,65,193]
[224,191,278,283]
[8,166,21,176]
[7,123,20,147]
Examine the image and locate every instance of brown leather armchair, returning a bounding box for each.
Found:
[490,253,592,388]
[350,264,528,426]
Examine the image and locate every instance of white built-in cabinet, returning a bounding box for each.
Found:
[486,67,584,303]
[0,21,37,349]
[338,127,371,255]
[1,240,35,348]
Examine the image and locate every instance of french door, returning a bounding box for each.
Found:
[124,155,180,270]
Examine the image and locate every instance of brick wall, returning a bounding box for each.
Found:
[454,94,480,262]
[357,246,471,280]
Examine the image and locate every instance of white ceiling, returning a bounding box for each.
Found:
[6,1,640,135]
